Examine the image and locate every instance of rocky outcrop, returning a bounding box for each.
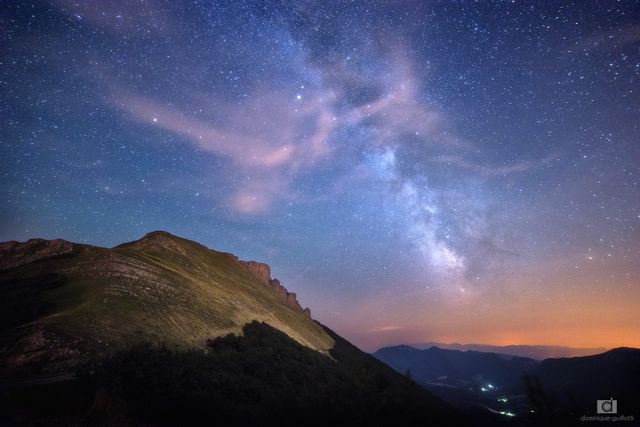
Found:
[240,261,306,313]
[239,261,271,286]
[0,238,89,271]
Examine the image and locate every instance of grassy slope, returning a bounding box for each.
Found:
[0,231,333,375]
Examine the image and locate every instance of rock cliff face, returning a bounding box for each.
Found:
[239,260,311,317]
[239,261,271,286]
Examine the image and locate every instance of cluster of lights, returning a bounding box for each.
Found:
[479,384,517,417]
[480,383,495,392]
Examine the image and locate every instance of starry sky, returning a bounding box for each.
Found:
[2,1,639,351]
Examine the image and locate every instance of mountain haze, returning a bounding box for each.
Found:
[409,342,608,360]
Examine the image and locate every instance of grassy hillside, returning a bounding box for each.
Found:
[0,231,333,376]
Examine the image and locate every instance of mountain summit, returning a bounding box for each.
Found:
[0,231,332,376]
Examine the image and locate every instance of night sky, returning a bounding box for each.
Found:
[2,1,639,351]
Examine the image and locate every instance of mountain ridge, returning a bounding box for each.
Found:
[0,231,333,378]
[373,344,538,389]
[405,341,608,359]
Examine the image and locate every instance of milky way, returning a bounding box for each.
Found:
[2,1,639,350]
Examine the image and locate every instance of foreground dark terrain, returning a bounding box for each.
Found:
[0,232,474,426]
[3,321,465,426]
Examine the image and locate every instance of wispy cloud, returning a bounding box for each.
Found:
[108,88,337,214]
[368,325,403,333]
[106,43,476,215]
[426,153,556,178]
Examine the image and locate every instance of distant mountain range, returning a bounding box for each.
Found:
[409,342,608,360]
[374,345,538,389]
[373,344,640,422]
[0,231,465,426]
